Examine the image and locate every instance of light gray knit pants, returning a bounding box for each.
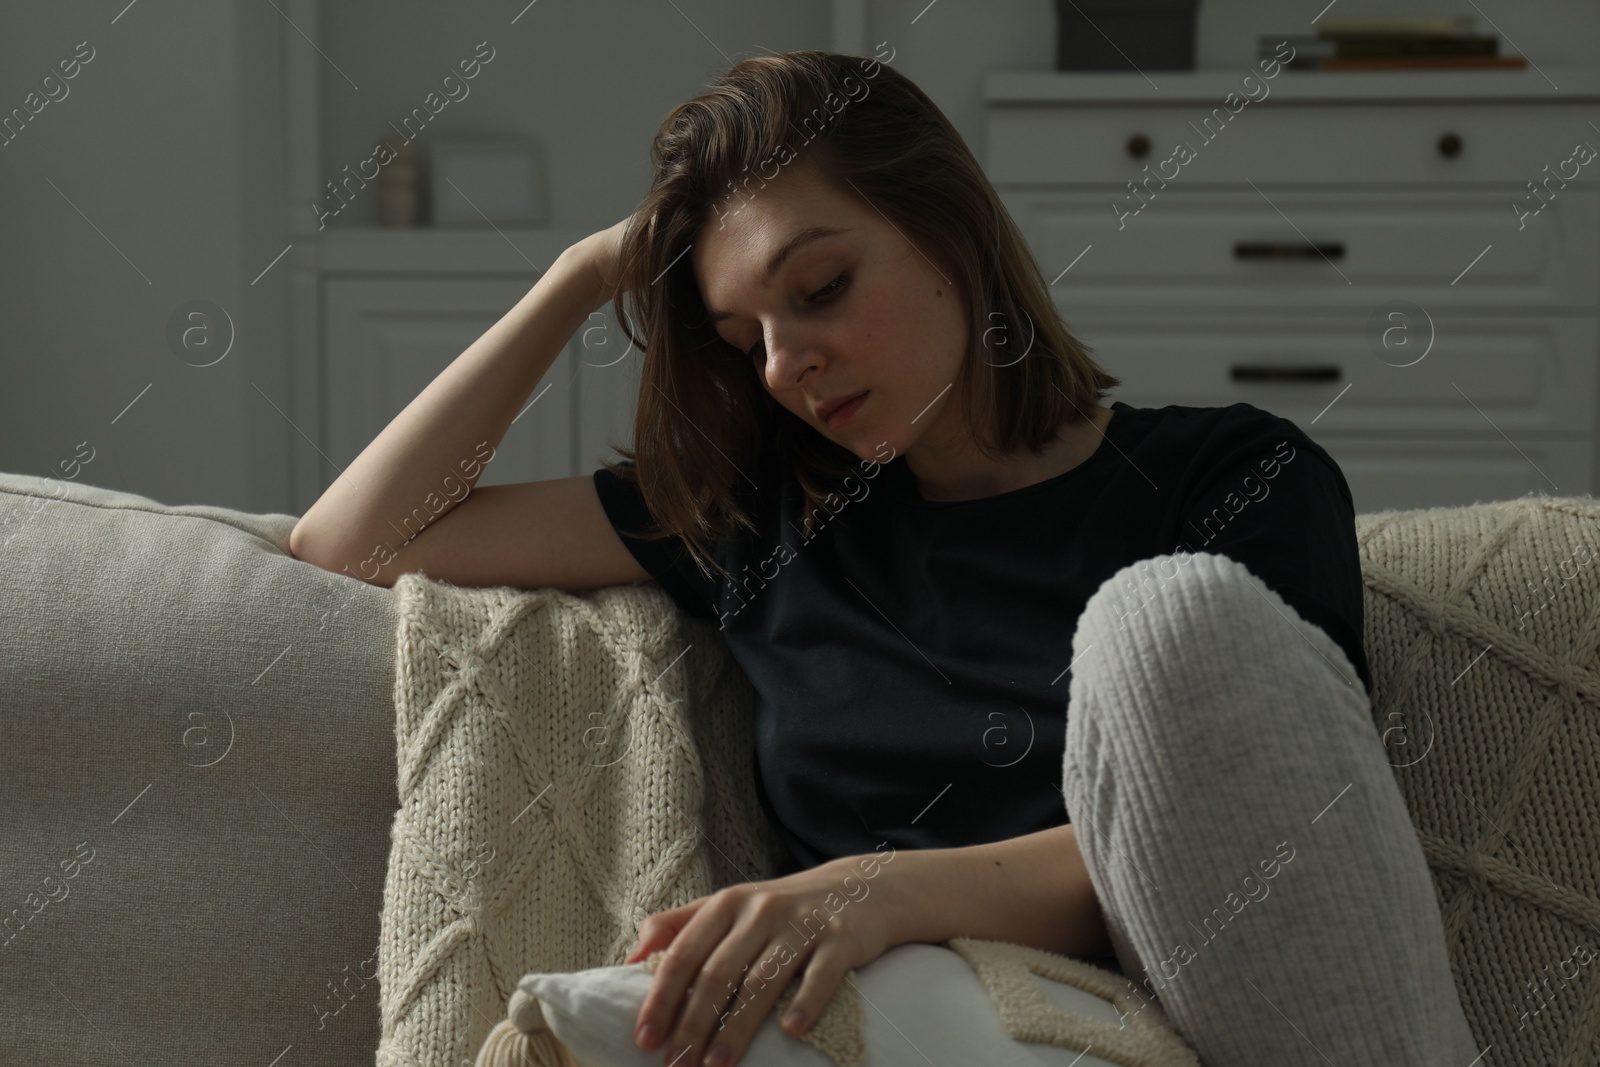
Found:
[1061,550,1482,1066]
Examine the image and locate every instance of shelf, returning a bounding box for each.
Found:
[307,225,594,274]
[984,65,1600,105]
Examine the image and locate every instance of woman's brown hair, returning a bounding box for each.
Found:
[598,48,1120,586]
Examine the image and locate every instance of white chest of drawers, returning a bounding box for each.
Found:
[984,66,1600,510]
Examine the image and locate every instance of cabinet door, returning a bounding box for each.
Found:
[322,277,574,486]
[569,302,645,478]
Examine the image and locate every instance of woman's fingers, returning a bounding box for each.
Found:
[774,945,850,1037]
[669,923,810,1067]
[627,904,692,966]
[699,939,843,1066]
[632,891,741,1054]
[628,858,890,1065]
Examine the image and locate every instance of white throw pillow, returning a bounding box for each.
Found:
[477,938,1200,1067]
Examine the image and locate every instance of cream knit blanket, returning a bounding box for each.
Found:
[377,494,1600,1067]
[375,580,787,1066]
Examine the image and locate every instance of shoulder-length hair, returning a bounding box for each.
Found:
[598,48,1120,587]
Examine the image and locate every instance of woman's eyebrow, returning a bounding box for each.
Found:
[707,225,851,323]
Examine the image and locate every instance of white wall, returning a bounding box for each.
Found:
[0,1,290,513]
[2,0,1596,512]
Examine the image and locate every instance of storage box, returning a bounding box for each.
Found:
[1055,0,1199,71]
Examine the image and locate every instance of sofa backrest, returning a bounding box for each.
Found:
[0,472,399,1066]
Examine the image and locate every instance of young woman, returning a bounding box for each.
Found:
[292,50,1478,1067]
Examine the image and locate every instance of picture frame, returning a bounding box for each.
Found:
[428,136,546,226]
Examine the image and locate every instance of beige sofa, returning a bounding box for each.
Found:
[2,469,1597,1066]
[1,472,397,1064]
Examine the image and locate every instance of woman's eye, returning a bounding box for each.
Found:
[743,272,851,359]
[809,271,850,304]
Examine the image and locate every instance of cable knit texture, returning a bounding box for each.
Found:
[377,493,1600,1067]
[375,579,787,1066]
[1361,495,1600,1066]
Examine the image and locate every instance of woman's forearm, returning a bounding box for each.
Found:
[884,823,1114,960]
[289,244,604,571]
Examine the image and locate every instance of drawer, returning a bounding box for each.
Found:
[986,101,1600,185]
[1001,188,1599,309]
[1067,312,1598,436]
[1313,437,1592,512]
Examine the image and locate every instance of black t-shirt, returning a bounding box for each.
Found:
[592,401,1373,875]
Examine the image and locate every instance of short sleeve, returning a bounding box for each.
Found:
[1175,414,1374,699]
[591,463,720,620]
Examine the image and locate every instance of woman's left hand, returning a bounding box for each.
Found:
[625,850,903,1067]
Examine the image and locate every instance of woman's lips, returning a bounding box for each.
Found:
[825,391,868,428]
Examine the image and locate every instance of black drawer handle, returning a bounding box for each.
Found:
[1127,133,1151,158]
[1230,363,1342,383]
[1233,241,1346,260]
[1438,132,1463,157]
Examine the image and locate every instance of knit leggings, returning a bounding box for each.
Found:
[1061,550,1481,1066]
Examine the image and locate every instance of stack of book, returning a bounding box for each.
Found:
[1262,15,1525,71]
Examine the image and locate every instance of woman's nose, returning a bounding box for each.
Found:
[757,327,820,387]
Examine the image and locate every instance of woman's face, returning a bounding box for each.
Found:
[691,163,969,464]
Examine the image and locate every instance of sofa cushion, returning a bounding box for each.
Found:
[0,472,399,1066]
[1356,494,1600,1064]
[377,573,787,1067]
